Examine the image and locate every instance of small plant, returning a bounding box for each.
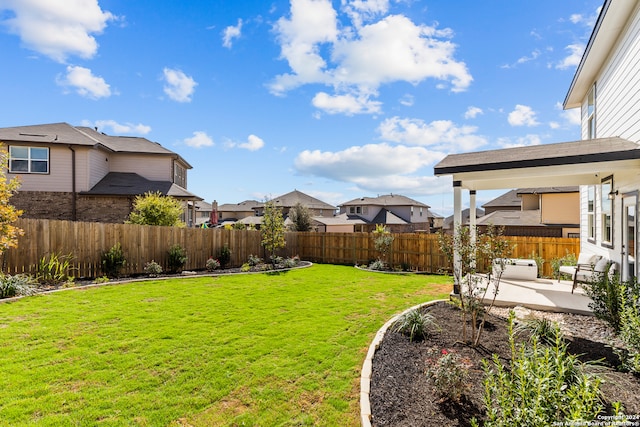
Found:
[426,348,472,402]
[479,311,607,426]
[167,244,188,273]
[515,317,560,347]
[372,224,394,265]
[101,243,126,278]
[528,252,545,278]
[368,259,386,271]
[0,274,36,299]
[282,256,299,268]
[144,260,163,277]
[240,263,251,272]
[219,245,231,269]
[206,257,220,272]
[551,251,578,280]
[247,254,262,266]
[270,255,283,267]
[393,308,438,342]
[93,276,110,284]
[615,278,640,373]
[36,252,74,285]
[584,272,625,333]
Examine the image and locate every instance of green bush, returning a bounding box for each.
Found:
[144,260,162,277]
[167,244,188,273]
[240,263,251,272]
[393,308,438,342]
[247,254,262,266]
[584,273,625,332]
[101,243,126,278]
[0,274,36,299]
[477,312,607,426]
[551,251,578,280]
[368,259,386,271]
[426,348,471,402]
[36,252,74,285]
[616,279,640,373]
[219,245,231,269]
[206,257,220,272]
[282,256,299,268]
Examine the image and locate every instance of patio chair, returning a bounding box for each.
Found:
[558,253,611,293]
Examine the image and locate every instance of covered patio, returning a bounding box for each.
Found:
[434,136,640,312]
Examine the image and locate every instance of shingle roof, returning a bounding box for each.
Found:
[218,200,262,212]
[476,210,545,227]
[340,193,429,208]
[371,208,408,225]
[434,137,640,175]
[269,190,337,211]
[312,213,367,226]
[516,186,579,194]
[0,122,191,168]
[483,190,521,208]
[80,172,202,200]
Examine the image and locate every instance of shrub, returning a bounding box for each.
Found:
[144,260,162,277]
[368,259,386,271]
[93,276,109,284]
[0,274,36,299]
[583,273,625,332]
[393,308,438,342]
[36,252,74,285]
[219,245,231,269]
[478,312,606,426]
[167,244,188,273]
[551,251,578,281]
[426,348,471,402]
[515,317,560,347]
[372,224,394,264]
[616,279,640,373]
[206,257,220,272]
[247,254,262,266]
[282,256,299,268]
[240,263,251,272]
[101,243,126,278]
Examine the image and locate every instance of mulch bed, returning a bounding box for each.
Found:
[369,301,640,426]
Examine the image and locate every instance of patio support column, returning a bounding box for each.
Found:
[469,190,477,244]
[453,181,462,295]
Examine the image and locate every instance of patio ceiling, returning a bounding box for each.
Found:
[433,137,640,191]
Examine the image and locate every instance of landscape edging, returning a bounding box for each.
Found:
[360,298,449,427]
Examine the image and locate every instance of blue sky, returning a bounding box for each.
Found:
[0,0,602,216]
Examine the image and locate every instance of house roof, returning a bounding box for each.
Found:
[218,200,262,212]
[340,193,429,208]
[80,172,202,200]
[433,137,640,190]
[483,189,521,208]
[269,190,337,211]
[312,213,368,226]
[443,208,485,229]
[0,122,192,168]
[371,208,408,225]
[564,0,637,108]
[476,210,579,228]
[516,186,579,195]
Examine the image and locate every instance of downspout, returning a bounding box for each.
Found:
[68,146,77,221]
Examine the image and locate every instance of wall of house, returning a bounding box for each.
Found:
[587,2,640,143]
[7,145,75,192]
[76,196,133,223]
[541,193,579,225]
[521,194,539,210]
[109,153,173,181]
[88,147,110,189]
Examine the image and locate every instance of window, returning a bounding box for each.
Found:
[420,207,423,217]
[587,186,595,241]
[587,84,596,139]
[601,176,613,246]
[9,146,49,173]
[173,163,186,188]
[349,207,355,214]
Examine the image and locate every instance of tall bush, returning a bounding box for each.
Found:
[167,244,188,273]
[372,224,394,267]
[101,243,126,278]
[261,200,286,265]
[126,191,185,227]
[0,143,23,254]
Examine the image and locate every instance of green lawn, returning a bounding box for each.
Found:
[0,264,451,426]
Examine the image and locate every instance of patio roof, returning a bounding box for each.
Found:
[433,137,640,190]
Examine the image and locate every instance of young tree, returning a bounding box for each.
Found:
[288,202,312,231]
[261,199,286,265]
[126,191,186,227]
[0,144,23,253]
[372,224,394,266]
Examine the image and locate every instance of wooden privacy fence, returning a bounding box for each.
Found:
[1,219,580,278]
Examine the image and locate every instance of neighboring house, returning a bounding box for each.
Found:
[338,194,438,233]
[312,213,368,232]
[434,0,640,282]
[0,122,203,224]
[475,187,580,237]
[443,208,486,232]
[193,200,213,226]
[217,200,262,225]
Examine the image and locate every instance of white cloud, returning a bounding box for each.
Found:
[225,134,265,151]
[222,18,242,48]
[0,0,116,62]
[508,104,539,127]
[92,120,151,135]
[556,43,584,70]
[378,116,488,151]
[351,174,450,196]
[269,1,471,114]
[464,106,483,119]
[312,91,381,115]
[294,142,443,181]
[183,131,214,148]
[57,65,111,99]
[162,68,197,102]
[399,94,414,107]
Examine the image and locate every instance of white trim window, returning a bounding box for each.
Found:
[587,186,595,241]
[9,146,49,173]
[587,84,596,139]
[601,177,613,246]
